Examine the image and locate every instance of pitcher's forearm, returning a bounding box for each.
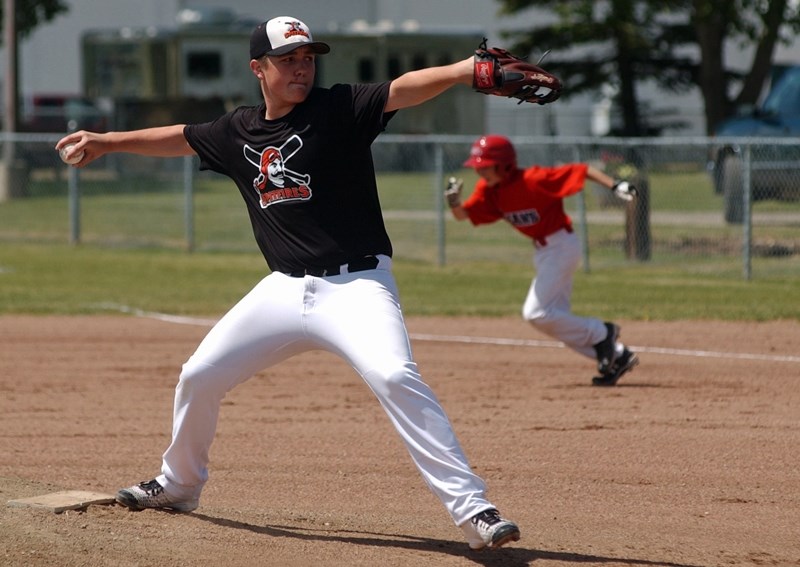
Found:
[103,125,194,156]
[56,124,195,167]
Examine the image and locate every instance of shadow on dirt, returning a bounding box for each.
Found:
[192,512,703,567]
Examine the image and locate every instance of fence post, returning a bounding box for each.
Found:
[742,144,752,280]
[624,146,651,261]
[68,161,80,245]
[433,141,446,267]
[0,135,30,201]
[183,155,195,252]
[571,145,590,273]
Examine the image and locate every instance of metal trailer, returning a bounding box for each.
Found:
[81,16,487,136]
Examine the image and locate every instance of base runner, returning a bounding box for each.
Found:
[446,135,640,386]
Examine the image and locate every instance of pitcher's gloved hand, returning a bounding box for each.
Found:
[472,39,562,105]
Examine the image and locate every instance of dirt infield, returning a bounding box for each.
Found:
[1,315,798,567]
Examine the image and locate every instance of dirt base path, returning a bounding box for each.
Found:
[1,315,798,567]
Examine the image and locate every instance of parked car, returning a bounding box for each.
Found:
[20,94,108,134]
[708,66,800,223]
[13,94,109,170]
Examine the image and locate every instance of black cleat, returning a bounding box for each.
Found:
[592,348,639,386]
[593,322,620,375]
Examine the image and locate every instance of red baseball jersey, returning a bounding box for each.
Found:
[462,163,589,245]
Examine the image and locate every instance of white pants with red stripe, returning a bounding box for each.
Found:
[154,256,494,526]
[521,228,616,358]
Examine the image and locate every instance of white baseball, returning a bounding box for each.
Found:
[59,144,85,165]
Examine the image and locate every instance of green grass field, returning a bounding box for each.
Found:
[1,166,797,320]
[1,241,796,320]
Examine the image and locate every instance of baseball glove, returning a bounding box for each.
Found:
[472,39,562,105]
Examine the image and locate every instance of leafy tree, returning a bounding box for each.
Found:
[2,0,68,132]
[693,0,800,133]
[497,0,800,135]
[497,0,695,136]
[0,0,68,42]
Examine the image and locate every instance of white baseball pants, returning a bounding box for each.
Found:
[521,228,611,358]
[155,256,493,525]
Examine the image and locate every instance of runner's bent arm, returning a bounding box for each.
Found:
[585,165,617,191]
[448,203,470,221]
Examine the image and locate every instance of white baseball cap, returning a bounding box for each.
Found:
[249,16,331,59]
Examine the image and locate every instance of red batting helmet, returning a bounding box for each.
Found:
[463,135,517,170]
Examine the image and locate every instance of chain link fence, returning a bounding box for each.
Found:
[1,133,798,279]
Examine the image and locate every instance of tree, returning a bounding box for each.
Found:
[693,0,800,134]
[497,0,696,136]
[2,0,68,134]
[497,0,800,135]
[0,0,67,42]
[2,0,68,202]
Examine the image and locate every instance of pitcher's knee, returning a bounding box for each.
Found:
[524,310,561,336]
[177,360,230,399]
[523,308,548,325]
[364,363,421,397]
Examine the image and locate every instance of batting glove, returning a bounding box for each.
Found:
[445,177,463,207]
[612,180,637,201]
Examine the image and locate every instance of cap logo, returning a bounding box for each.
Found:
[285,21,309,40]
[251,16,330,59]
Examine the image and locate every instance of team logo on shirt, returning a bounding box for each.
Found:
[243,135,311,208]
[504,208,540,227]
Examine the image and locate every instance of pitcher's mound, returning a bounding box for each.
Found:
[8,490,116,513]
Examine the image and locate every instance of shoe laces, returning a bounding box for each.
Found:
[138,479,164,496]
[472,508,503,528]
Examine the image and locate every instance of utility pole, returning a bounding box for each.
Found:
[1,0,20,201]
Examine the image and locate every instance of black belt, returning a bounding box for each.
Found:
[286,256,380,278]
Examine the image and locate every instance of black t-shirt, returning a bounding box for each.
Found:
[184,82,396,273]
